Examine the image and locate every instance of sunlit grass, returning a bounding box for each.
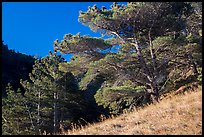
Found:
[60,86,202,135]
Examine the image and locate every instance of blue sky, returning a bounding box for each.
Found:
[2,2,127,61]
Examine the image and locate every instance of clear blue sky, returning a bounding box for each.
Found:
[2,2,127,61]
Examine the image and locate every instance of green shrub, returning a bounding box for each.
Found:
[94,85,148,114]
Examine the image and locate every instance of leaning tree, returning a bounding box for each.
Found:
[54,2,194,103]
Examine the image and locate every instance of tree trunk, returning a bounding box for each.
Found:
[134,39,159,103]
[53,63,59,135]
[150,81,159,103]
[134,44,153,79]
[25,104,35,134]
[149,29,159,103]
[36,90,41,135]
[53,92,57,135]
[188,54,198,75]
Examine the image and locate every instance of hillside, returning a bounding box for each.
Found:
[2,41,35,96]
[2,2,202,135]
[61,86,202,135]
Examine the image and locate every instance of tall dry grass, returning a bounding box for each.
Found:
[60,86,202,135]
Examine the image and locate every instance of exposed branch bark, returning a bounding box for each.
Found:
[148,20,157,75]
[2,116,8,124]
[25,104,35,131]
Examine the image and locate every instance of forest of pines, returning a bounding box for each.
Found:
[2,2,202,135]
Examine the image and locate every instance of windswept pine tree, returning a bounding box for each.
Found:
[55,2,202,114]
[2,2,202,135]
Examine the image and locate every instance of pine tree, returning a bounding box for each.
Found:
[21,52,88,134]
[2,84,35,135]
[54,2,201,114]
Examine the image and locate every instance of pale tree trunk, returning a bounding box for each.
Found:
[53,91,58,135]
[53,65,59,135]
[133,35,159,103]
[53,92,56,134]
[148,30,159,102]
[36,90,41,135]
[53,61,58,135]
[25,104,35,134]
[59,76,67,125]
[112,30,160,103]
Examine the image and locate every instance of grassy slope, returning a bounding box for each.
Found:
[61,86,202,135]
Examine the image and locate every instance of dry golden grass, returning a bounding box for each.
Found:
[61,86,202,135]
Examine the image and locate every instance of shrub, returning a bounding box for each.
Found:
[94,85,149,114]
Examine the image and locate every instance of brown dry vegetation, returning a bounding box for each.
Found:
[60,86,202,135]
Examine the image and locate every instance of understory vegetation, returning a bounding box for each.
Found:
[2,2,202,135]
